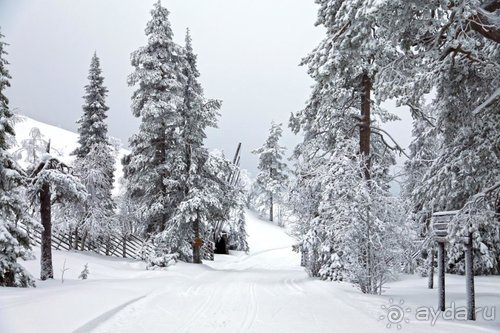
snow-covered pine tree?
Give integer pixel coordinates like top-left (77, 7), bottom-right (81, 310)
top-left (289, 0), bottom-right (412, 293)
top-left (28, 149), bottom-right (87, 280)
top-left (0, 28), bottom-right (36, 287)
top-left (416, 68), bottom-right (500, 275)
top-left (123, 1), bottom-right (186, 236)
top-left (14, 127), bottom-right (51, 165)
top-left (72, 53), bottom-right (116, 251)
top-left (376, 0), bottom-right (500, 275)
top-left (376, 0), bottom-right (500, 107)
top-left (251, 122), bottom-right (288, 222)
top-left (400, 105), bottom-right (440, 276)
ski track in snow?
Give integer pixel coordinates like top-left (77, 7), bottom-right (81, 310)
top-left (73, 294), bottom-right (149, 333)
top-left (1, 211), bottom-right (499, 333)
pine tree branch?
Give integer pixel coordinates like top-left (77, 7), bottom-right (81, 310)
top-left (468, 4), bottom-right (500, 44)
top-left (472, 87), bottom-right (500, 115)
top-left (371, 127), bottom-right (410, 159)
top-left (406, 103), bottom-right (439, 129)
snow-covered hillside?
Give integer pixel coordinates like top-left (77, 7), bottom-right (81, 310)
top-left (0, 211), bottom-right (498, 333)
top-left (10, 115), bottom-right (128, 195)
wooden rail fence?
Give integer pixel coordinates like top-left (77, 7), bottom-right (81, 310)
top-left (19, 223), bottom-right (215, 262)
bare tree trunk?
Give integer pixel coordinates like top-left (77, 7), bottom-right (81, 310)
top-left (428, 248), bottom-right (435, 289)
top-left (68, 227), bottom-right (73, 250)
top-left (269, 193), bottom-right (273, 222)
top-left (366, 208), bottom-right (372, 294)
top-left (360, 73), bottom-right (373, 294)
top-left (122, 236), bottom-right (127, 258)
top-left (80, 231), bottom-right (88, 251)
top-left (465, 231), bottom-right (476, 320)
top-left (40, 182), bottom-right (53, 280)
top-left (360, 72), bottom-right (371, 180)
top-left (105, 236), bottom-right (111, 256)
top-left (437, 242), bottom-right (446, 311)
top-left (192, 212), bottom-right (202, 264)
top-left (73, 228), bottom-right (79, 250)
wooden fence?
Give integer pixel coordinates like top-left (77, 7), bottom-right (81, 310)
top-left (19, 223), bottom-right (215, 262)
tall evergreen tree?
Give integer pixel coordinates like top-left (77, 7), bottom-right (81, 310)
top-left (125, 3), bottom-right (244, 265)
top-left (252, 122), bottom-right (288, 222)
top-left (377, 0), bottom-right (500, 274)
top-left (72, 53), bottom-right (116, 247)
top-left (288, 1), bottom-right (410, 293)
top-left (73, 53), bottom-right (110, 159)
top-left (28, 150), bottom-right (87, 280)
top-left (123, 1), bottom-right (187, 235)
top-left (0, 28), bottom-right (36, 287)
top-left (161, 30), bottom-right (221, 262)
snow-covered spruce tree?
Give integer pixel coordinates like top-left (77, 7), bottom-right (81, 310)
top-left (227, 190), bottom-right (249, 253)
top-left (289, 0), bottom-right (411, 293)
top-left (73, 143), bottom-right (116, 251)
top-left (115, 178), bottom-right (141, 258)
top-left (160, 27), bottom-right (252, 262)
top-left (73, 53), bottom-right (111, 159)
top-left (0, 29), bottom-right (36, 287)
top-left (251, 122), bottom-right (288, 222)
top-left (149, 150), bottom-right (239, 266)
top-left (28, 150), bottom-right (87, 280)
top-left (156, 30), bottom-right (221, 263)
top-left (123, 1), bottom-right (186, 238)
top-left (72, 53), bottom-right (116, 251)
top-left (226, 167), bottom-right (250, 252)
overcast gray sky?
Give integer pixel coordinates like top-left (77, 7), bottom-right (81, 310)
top-left (0, 0), bottom-right (412, 177)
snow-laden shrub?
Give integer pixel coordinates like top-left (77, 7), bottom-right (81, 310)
top-left (146, 252), bottom-right (179, 270)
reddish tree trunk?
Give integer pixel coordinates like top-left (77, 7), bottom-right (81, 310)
top-left (360, 73), bottom-right (372, 180)
top-left (192, 212), bottom-right (202, 264)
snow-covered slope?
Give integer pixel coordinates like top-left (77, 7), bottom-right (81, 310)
top-left (0, 211), bottom-right (498, 333)
top-left (10, 115), bottom-right (128, 195)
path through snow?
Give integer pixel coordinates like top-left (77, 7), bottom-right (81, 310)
top-left (88, 211), bottom-right (382, 333)
top-left (0, 211), bottom-right (498, 332)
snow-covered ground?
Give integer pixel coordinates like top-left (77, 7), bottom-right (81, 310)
top-left (0, 211), bottom-right (498, 333)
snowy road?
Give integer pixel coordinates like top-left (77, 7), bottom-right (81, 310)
top-left (1, 211), bottom-right (499, 332)
top-left (85, 211), bottom-right (383, 333)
